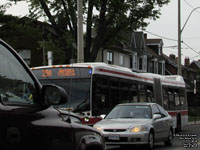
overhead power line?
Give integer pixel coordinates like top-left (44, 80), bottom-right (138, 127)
top-left (182, 41), bottom-right (200, 55)
top-left (184, 0), bottom-right (200, 14)
top-left (144, 30), bottom-right (200, 59)
top-left (143, 30), bottom-right (178, 42)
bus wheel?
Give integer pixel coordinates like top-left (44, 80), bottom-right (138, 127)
top-left (175, 113), bottom-right (181, 133)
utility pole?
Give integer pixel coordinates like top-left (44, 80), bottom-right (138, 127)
top-left (77, 0), bottom-right (84, 63)
top-left (178, 0), bottom-right (181, 75)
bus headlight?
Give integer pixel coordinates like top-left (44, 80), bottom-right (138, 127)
top-left (84, 117), bottom-right (90, 122)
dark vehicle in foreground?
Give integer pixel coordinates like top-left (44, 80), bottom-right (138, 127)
top-left (94, 103), bottom-right (173, 150)
top-left (0, 39), bottom-right (105, 150)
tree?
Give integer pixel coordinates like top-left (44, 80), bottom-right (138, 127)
top-left (6, 0), bottom-right (170, 63)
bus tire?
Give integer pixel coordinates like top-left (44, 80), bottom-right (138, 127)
top-left (175, 113), bottom-right (181, 133)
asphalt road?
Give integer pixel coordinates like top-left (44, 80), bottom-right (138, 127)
top-left (106, 123), bottom-right (200, 150)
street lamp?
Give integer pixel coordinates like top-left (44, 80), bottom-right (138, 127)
top-left (181, 7), bottom-right (200, 33)
top-left (178, 0), bottom-right (200, 75)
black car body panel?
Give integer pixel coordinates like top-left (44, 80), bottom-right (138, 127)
top-left (0, 39), bottom-right (105, 150)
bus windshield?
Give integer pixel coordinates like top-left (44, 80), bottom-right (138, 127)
top-left (40, 78), bottom-right (91, 112)
top-left (32, 67), bottom-right (92, 112)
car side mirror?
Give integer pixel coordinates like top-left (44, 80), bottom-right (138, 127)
top-left (153, 114), bottom-right (161, 120)
top-left (41, 84), bottom-right (68, 105)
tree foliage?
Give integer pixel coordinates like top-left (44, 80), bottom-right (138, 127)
top-left (5, 0), bottom-right (170, 63)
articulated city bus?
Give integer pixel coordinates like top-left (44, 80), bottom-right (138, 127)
top-left (32, 63), bottom-right (187, 131)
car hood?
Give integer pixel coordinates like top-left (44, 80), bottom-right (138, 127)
top-left (95, 118), bottom-right (152, 129)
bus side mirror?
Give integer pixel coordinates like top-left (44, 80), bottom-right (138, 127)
top-left (41, 84), bottom-right (68, 105)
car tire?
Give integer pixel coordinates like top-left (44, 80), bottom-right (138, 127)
top-left (146, 131), bottom-right (154, 150)
top-left (164, 129), bottom-right (173, 146)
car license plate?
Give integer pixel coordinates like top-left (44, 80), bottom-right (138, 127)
top-left (108, 134), bottom-right (120, 140)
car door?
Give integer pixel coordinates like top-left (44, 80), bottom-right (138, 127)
top-left (0, 40), bottom-right (74, 150)
top-left (157, 104), bottom-right (171, 138)
top-left (151, 104), bottom-right (166, 141)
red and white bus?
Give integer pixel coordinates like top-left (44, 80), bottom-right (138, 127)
top-left (31, 63), bottom-right (188, 131)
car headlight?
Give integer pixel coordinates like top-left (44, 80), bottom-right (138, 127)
top-left (94, 126), bottom-right (103, 133)
top-left (130, 125), bottom-right (148, 133)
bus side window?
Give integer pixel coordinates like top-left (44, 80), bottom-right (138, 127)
top-left (180, 88), bottom-right (186, 109)
top-left (147, 85), bottom-right (154, 102)
top-left (174, 89), bottom-right (181, 110)
top-left (168, 88), bottom-right (175, 110)
top-left (92, 75), bottom-right (109, 116)
top-left (129, 83), bottom-right (138, 102)
top-left (109, 78), bottom-right (120, 106)
top-left (162, 87), bottom-right (169, 110)
top-left (139, 84), bottom-right (146, 102)
top-left (119, 79), bottom-right (129, 103)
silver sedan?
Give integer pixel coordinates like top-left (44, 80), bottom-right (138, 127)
top-left (93, 103), bottom-right (173, 150)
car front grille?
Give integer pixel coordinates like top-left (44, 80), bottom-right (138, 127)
top-left (104, 129), bottom-right (126, 132)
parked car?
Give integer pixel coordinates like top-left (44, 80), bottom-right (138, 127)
top-left (0, 39), bottom-right (105, 150)
top-left (94, 103), bottom-right (173, 149)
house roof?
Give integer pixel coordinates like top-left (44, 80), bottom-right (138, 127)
top-left (162, 54), bottom-right (196, 72)
top-left (161, 54), bottom-right (178, 68)
top-left (191, 60), bottom-right (200, 69)
top-left (145, 46), bottom-right (163, 60)
top-left (145, 39), bottom-right (163, 45)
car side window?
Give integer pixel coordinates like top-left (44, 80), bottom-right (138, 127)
top-left (0, 43), bottom-right (36, 105)
top-left (157, 104), bottom-right (168, 117)
top-left (152, 104), bottom-right (160, 114)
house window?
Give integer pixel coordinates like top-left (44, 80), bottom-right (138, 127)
top-left (158, 61), bottom-right (165, 75)
top-left (119, 55), bottom-right (124, 66)
top-left (107, 51), bottom-right (113, 64)
top-left (130, 55), bottom-right (133, 68)
top-left (139, 58), bottom-right (143, 70)
top-left (130, 54), bottom-right (137, 70)
top-left (158, 62), bottom-right (162, 74)
top-left (138, 55), bottom-right (147, 72)
top-left (143, 56), bottom-right (147, 71)
top-left (133, 54), bottom-right (137, 70)
top-left (149, 61), bottom-right (154, 73)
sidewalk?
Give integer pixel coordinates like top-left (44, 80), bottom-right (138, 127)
top-left (188, 120), bottom-right (200, 125)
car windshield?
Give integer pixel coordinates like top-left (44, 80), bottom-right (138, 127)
top-left (106, 105), bottom-right (152, 119)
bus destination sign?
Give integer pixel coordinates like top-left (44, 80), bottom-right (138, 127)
top-left (33, 67), bottom-right (92, 79)
top-left (42, 69), bottom-right (75, 77)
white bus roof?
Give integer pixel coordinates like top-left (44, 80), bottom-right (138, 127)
top-left (31, 62), bottom-right (185, 87)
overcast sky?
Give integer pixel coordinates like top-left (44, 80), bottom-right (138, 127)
top-left (1, 0), bottom-right (200, 63)
top-left (146, 0), bottom-right (200, 63)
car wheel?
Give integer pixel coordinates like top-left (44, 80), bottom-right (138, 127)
top-left (146, 131), bottom-right (154, 150)
top-left (164, 129), bottom-right (173, 146)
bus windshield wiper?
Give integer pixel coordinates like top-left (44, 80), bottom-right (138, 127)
top-left (74, 90), bottom-right (90, 112)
